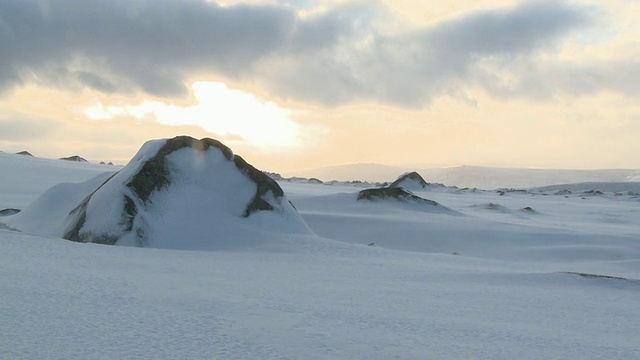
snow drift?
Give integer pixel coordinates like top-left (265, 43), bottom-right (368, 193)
top-left (5, 136), bottom-right (313, 249)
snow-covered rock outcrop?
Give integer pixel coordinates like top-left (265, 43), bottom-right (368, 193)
top-left (60, 155), bottom-right (88, 162)
top-left (5, 136), bottom-right (313, 249)
top-left (356, 187), bottom-right (456, 214)
top-left (389, 171), bottom-right (443, 191)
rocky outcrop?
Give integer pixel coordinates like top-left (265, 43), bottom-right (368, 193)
top-left (389, 172), bottom-right (428, 189)
top-left (357, 187), bottom-right (436, 204)
top-left (0, 208), bottom-right (21, 216)
top-left (61, 136), bottom-right (311, 248)
top-left (389, 171), bottom-right (444, 191)
top-left (60, 155), bottom-right (88, 162)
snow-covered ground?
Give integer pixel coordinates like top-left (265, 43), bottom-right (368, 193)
top-left (1, 152), bottom-right (639, 359)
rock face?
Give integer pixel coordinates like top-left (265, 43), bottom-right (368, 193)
top-left (60, 136), bottom-right (311, 249)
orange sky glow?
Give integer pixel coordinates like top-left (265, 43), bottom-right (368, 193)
top-left (0, 0), bottom-right (638, 173)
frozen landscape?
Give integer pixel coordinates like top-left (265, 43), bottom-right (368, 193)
top-left (1, 139), bottom-right (640, 359)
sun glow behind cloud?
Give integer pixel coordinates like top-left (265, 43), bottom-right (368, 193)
top-left (83, 81), bottom-right (305, 151)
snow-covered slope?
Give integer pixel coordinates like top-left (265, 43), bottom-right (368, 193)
top-left (283, 181), bottom-right (640, 262)
top-left (1, 147), bottom-right (640, 359)
top-left (0, 151), bottom-right (118, 209)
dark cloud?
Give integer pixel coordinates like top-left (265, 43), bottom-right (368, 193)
top-left (1, 0), bottom-right (630, 106)
top-left (260, 1), bottom-right (595, 106)
top-left (75, 71), bottom-right (117, 93)
top-left (0, 0), bottom-right (321, 96)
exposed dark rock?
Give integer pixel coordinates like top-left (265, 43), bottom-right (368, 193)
top-left (0, 208), bottom-right (21, 216)
top-left (60, 155), bottom-right (88, 162)
top-left (562, 272), bottom-right (639, 283)
top-left (16, 151), bottom-right (33, 156)
top-left (308, 178), bottom-right (323, 184)
top-left (64, 173), bottom-right (118, 244)
top-left (357, 187), bottom-right (438, 206)
top-left (233, 153), bottom-right (284, 217)
top-left (472, 203), bottom-right (511, 213)
top-left (389, 171), bottom-right (428, 189)
top-left (498, 188), bottom-right (529, 194)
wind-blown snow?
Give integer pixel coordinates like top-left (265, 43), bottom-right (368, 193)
top-left (1, 152), bottom-right (640, 359)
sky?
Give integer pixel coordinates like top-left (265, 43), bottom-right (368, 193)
top-left (0, 0), bottom-right (639, 173)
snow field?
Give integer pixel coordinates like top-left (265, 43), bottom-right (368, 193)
top-left (1, 151), bottom-right (639, 359)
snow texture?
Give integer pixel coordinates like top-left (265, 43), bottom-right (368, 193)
top-left (1, 145), bottom-right (640, 359)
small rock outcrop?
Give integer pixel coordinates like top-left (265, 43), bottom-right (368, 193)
top-left (0, 208), bottom-right (21, 216)
top-left (356, 187), bottom-right (456, 215)
top-left (389, 172), bottom-right (428, 190)
top-left (358, 187), bottom-right (434, 204)
top-left (16, 151), bottom-right (33, 156)
top-left (60, 155), bottom-right (88, 162)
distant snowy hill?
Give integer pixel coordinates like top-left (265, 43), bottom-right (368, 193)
top-left (533, 181), bottom-right (640, 194)
top-left (4, 136), bottom-right (312, 250)
top-left (290, 163), bottom-right (640, 189)
top-left (284, 163), bottom-right (404, 183)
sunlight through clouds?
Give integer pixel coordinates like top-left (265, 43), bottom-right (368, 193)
top-left (83, 81), bottom-right (304, 150)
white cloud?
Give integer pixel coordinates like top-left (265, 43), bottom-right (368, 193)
top-left (83, 81), bottom-right (313, 151)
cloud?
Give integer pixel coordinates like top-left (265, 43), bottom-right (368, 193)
top-left (82, 81), bottom-right (325, 151)
top-left (1, 0), bottom-right (632, 106)
top-left (1, 0), bottom-right (335, 94)
top-left (0, 115), bottom-right (59, 141)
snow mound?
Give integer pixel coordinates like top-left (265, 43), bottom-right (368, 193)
top-left (356, 187), bottom-right (456, 214)
top-left (3, 172), bottom-right (114, 237)
top-left (8, 136), bottom-right (313, 250)
top-left (471, 203), bottom-right (512, 213)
